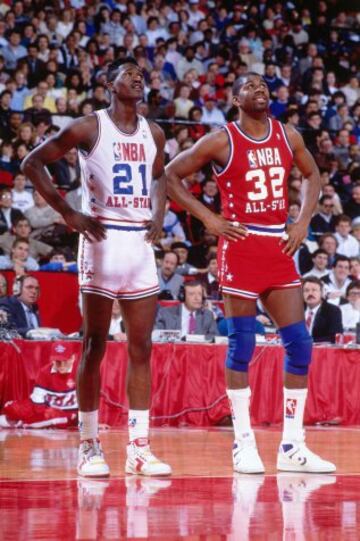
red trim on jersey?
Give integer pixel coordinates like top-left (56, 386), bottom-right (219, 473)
top-left (96, 216), bottom-right (147, 223)
top-left (82, 112), bottom-right (102, 160)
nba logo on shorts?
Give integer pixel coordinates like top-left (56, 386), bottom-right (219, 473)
top-left (128, 417), bottom-right (137, 427)
top-left (285, 398), bottom-right (297, 418)
top-left (247, 150), bottom-right (258, 169)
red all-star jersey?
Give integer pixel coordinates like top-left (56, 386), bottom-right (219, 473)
top-left (30, 362), bottom-right (78, 411)
top-left (214, 117), bottom-right (293, 236)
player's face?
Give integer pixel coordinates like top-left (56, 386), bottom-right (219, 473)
top-left (110, 64), bottom-right (144, 101)
top-left (234, 75), bottom-right (270, 113)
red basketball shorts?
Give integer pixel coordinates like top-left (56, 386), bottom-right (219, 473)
top-left (217, 234), bottom-right (301, 300)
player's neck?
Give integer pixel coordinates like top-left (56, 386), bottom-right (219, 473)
top-left (107, 100), bottom-right (138, 133)
top-left (238, 111), bottom-right (269, 139)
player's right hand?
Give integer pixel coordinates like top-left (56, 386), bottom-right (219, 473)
top-left (204, 214), bottom-right (248, 241)
top-left (63, 210), bottom-right (107, 242)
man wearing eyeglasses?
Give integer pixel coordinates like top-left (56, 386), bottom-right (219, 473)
top-left (0, 187), bottom-right (24, 235)
top-left (309, 195), bottom-right (336, 241)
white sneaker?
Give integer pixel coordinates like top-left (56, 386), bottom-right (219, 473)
top-left (277, 440), bottom-right (336, 473)
top-left (77, 438), bottom-right (110, 478)
top-left (232, 438), bottom-right (265, 474)
top-left (125, 438), bottom-right (172, 476)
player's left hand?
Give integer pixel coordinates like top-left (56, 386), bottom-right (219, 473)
top-left (280, 222), bottom-right (308, 256)
top-left (144, 219), bottom-right (162, 243)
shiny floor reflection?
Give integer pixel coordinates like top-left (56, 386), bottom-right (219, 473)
top-left (1, 427), bottom-right (360, 540)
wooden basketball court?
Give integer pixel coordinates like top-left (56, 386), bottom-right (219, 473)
top-left (1, 426), bottom-right (360, 539)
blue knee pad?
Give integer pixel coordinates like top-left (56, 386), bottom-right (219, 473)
top-left (279, 321), bottom-right (313, 376)
top-left (225, 316), bottom-right (256, 372)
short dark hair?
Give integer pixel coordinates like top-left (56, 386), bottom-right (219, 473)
top-left (312, 249), bottom-right (328, 259)
top-left (106, 57), bottom-right (139, 82)
top-left (171, 241), bottom-right (188, 251)
top-left (346, 280), bottom-right (360, 296)
top-left (335, 214), bottom-right (352, 226)
top-left (302, 276), bottom-right (323, 289)
top-left (333, 255), bottom-right (350, 268)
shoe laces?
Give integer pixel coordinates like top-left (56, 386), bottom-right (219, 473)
top-left (132, 442), bottom-right (159, 463)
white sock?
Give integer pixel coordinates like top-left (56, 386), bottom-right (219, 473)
top-left (226, 387), bottom-right (254, 441)
top-left (282, 388), bottom-right (307, 442)
top-left (128, 409), bottom-right (149, 442)
top-left (79, 410), bottom-right (98, 441)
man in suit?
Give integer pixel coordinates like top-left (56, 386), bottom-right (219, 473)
top-left (302, 276), bottom-right (342, 343)
top-left (0, 274), bottom-right (40, 337)
top-left (155, 280), bottom-right (218, 339)
top-left (0, 188), bottom-right (24, 235)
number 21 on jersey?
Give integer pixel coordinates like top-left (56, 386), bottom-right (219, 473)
top-left (112, 163), bottom-right (148, 196)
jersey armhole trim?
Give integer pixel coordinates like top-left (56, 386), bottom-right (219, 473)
top-left (278, 121), bottom-right (294, 157)
top-left (211, 126), bottom-right (233, 177)
top-left (81, 112), bottom-right (101, 160)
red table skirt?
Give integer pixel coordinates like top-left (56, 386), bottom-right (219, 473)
top-left (1, 341), bottom-right (360, 427)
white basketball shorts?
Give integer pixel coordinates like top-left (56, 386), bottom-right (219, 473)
top-left (78, 225), bottom-right (159, 300)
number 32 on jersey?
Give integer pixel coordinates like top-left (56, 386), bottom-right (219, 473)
top-left (245, 166), bottom-right (285, 213)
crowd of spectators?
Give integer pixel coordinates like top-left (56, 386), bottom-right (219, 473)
top-left (0, 0), bottom-right (359, 340)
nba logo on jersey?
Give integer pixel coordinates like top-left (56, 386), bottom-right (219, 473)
top-left (247, 150), bottom-right (258, 169)
top-left (285, 399), bottom-right (297, 418)
top-left (113, 142), bottom-right (121, 161)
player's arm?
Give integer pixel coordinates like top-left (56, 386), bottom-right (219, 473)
top-left (21, 116), bottom-right (106, 242)
top-left (147, 121), bottom-right (167, 243)
top-left (283, 125), bottom-right (321, 256)
top-left (166, 131), bottom-right (247, 240)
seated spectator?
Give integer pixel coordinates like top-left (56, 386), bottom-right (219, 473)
top-left (0, 341), bottom-right (78, 429)
top-left (0, 274), bottom-right (40, 336)
top-left (340, 280), bottom-right (360, 330)
top-left (108, 299), bottom-right (126, 341)
top-left (48, 147), bottom-right (80, 189)
top-left (0, 216), bottom-right (52, 260)
top-left (350, 257), bottom-right (360, 280)
top-left (334, 214), bottom-right (359, 258)
top-left (25, 190), bottom-right (66, 245)
top-left (201, 95), bottom-right (226, 126)
top-left (23, 93), bottom-right (52, 125)
top-left (11, 172), bottom-right (34, 212)
top-left (302, 277), bottom-right (342, 343)
top-left (173, 83), bottom-right (194, 118)
top-left (201, 255), bottom-right (221, 300)
top-left (160, 199), bottom-right (186, 249)
top-left (319, 233), bottom-right (340, 268)
top-left (303, 249), bottom-right (330, 279)
top-left (171, 241), bottom-right (203, 276)
top-left (344, 183), bottom-right (360, 220)
top-left (322, 255), bottom-right (352, 306)
top-left (0, 187), bottom-right (24, 235)
top-left (321, 182), bottom-right (343, 215)
top-left (0, 238), bottom-right (39, 272)
top-left (39, 248), bottom-right (77, 273)
top-left (190, 179), bottom-right (221, 243)
top-left (0, 272), bottom-right (7, 297)
top-left (157, 251), bottom-right (183, 300)
top-left (310, 195), bottom-right (336, 241)
top-left (155, 280), bottom-right (218, 339)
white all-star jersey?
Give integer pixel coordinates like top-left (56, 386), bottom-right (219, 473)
top-left (77, 109), bottom-right (160, 300)
top-left (79, 108), bottom-right (157, 225)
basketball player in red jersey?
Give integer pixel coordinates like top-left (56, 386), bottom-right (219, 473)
top-left (166, 72), bottom-right (335, 473)
top-left (22, 58), bottom-right (171, 477)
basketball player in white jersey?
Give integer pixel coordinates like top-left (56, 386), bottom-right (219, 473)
top-left (22, 58), bottom-right (171, 477)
